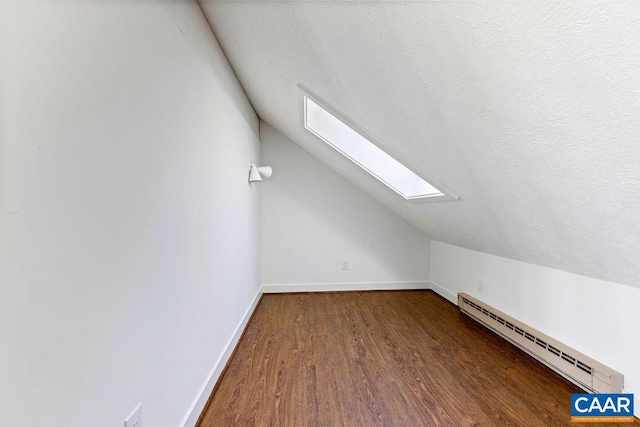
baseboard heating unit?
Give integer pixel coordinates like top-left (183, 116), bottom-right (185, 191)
top-left (458, 293), bottom-right (623, 394)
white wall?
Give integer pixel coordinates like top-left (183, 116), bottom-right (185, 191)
top-left (430, 240), bottom-right (640, 417)
top-left (0, 1), bottom-right (261, 426)
top-left (261, 122), bottom-right (430, 291)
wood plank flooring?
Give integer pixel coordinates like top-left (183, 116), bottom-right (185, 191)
top-left (198, 290), bottom-right (638, 426)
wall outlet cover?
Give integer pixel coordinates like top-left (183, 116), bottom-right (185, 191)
top-left (124, 403), bottom-right (142, 427)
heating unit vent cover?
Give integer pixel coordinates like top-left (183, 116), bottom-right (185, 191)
top-left (458, 293), bottom-right (623, 394)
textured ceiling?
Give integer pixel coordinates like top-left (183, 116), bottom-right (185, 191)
top-left (200, 1), bottom-right (640, 288)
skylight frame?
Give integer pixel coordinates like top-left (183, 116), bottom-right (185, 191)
top-left (297, 85), bottom-right (458, 203)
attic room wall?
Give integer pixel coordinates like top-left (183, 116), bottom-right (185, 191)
top-left (0, 2), bottom-right (260, 426)
top-left (261, 122), bottom-right (430, 291)
top-left (430, 241), bottom-right (640, 417)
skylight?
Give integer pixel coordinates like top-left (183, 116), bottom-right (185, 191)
top-left (303, 95), bottom-right (446, 200)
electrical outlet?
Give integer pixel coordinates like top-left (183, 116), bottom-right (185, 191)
top-left (341, 259), bottom-right (349, 270)
top-left (124, 403), bottom-right (142, 427)
top-left (478, 279), bottom-right (485, 293)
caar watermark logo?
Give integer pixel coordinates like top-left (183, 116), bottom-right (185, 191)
top-left (571, 394), bottom-right (635, 423)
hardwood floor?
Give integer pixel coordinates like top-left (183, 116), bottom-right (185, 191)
top-left (198, 290), bottom-right (638, 426)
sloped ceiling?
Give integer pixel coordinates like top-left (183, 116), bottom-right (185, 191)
top-left (200, 1), bottom-right (640, 288)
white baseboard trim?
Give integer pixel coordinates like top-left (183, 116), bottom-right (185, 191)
top-left (262, 281), bottom-right (430, 294)
top-left (427, 281), bottom-right (458, 305)
top-left (180, 287), bottom-right (263, 427)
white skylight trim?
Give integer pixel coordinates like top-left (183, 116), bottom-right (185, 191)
top-left (303, 95), bottom-right (445, 200)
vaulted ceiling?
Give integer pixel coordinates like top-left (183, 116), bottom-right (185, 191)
top-left (200, 1), bottom-right (640, 288)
